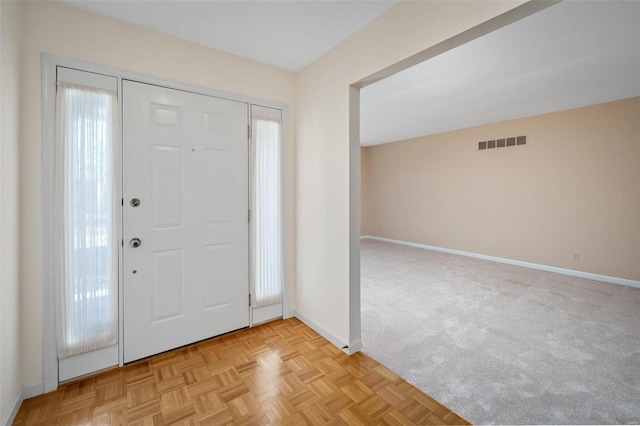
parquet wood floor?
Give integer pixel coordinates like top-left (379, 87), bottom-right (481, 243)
top-left (13, 318), bottom-right (469, 425)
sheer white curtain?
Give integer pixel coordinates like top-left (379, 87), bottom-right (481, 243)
top-left (55, 82), bottom-right (118, 358)
top-left (252, 117), bottom-right (283, 308)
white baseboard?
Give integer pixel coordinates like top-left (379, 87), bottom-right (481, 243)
top-left (21, 381), bottom-right (44, 400)
top-left (362, 236), bottom-right (640, 289)
top-left (346, 338), bottom-right (362, 355)
top-left (2, 388), bottom-right (22, 426)
top-left (2, 381), bottom-right (44, 426)
top-left (292, 310), bottom-right (355, 353)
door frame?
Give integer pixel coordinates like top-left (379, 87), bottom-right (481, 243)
top-left (41, 53), bottom-right (291, 392)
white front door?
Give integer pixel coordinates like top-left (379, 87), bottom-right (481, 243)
top-left (123, 80), bottom-right (250, 363)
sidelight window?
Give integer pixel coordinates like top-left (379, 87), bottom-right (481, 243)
top-left (55, 81), bottom-right (118, 358)
top-left (251, 112), bottom-right (283, 308)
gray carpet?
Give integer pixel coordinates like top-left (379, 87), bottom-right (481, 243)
top-left (360, 239), bottom-right (640, 425)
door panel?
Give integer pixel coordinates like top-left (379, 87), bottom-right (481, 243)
top-left (123, 80), bottom-right (249, 363)
top-left (203, 150), bottom-right (231, 224)
top-left (151, 146), bottom-right (184, 228)
top-left (203, 244), bottom-right (232, 309)
top-left (152, 249), bottom-right (184, 322)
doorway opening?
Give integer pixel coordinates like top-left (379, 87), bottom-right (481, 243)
top-left (352, 1), bottom-right (640, 424)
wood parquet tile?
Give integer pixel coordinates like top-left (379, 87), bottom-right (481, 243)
top-left (13, 318), bottom-right (469, 425)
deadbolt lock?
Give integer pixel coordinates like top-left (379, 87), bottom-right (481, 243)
top-left (130, 198), bottom-right (141, 207)
top-left (129, 238), bottom-right (142, 248)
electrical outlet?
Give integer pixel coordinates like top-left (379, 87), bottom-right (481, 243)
top-left (572, 252), bottom-right (580, 261)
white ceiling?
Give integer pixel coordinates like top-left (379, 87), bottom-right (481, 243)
top-left (58, 0), bottom-right (640, 146)
top-left (60, 0), bottom-right (399, 72)
top-left (361, 0), bottom-right (640, 146)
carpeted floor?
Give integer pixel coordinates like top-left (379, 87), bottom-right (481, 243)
top-left (360, 239), bottom-right (640, 425)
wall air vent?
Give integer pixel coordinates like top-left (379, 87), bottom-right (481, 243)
top-left (479, 135), bottom-right (526, 150)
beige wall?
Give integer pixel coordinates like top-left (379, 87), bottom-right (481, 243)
top-left (295, 1), bottom-right (524, 345)
top-left (361, 97), bottom-right (640, 281)
top-left (17, 0), bottom-right (296, 388)
top-left (1, 0), bottom-right (22, 421)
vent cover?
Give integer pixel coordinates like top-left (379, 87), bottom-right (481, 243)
top-left (479, 135), bottom-right (526, 150)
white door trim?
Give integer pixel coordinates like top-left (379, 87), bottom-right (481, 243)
top-left (41, 53), bottom-right (290, 393)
